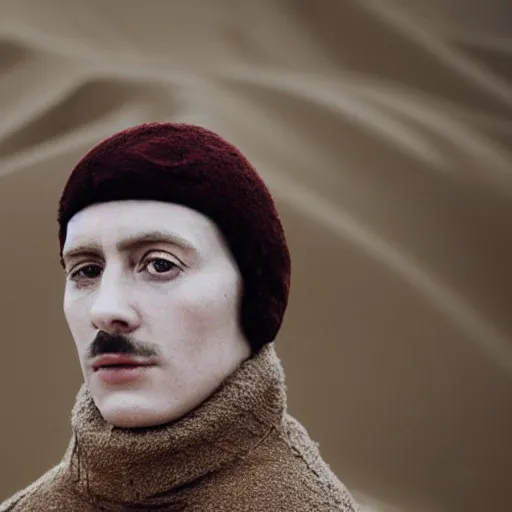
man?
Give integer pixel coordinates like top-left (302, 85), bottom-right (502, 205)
top-left (1, 123), bottom-right (359, 511)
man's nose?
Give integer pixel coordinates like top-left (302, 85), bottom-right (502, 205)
top-left (89, 270), bottom-right (140, 334)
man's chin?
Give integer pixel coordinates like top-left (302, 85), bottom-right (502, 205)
top-left (93, 390), bottom-right (178, 428)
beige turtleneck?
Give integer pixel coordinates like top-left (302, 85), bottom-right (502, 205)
top-left (1, 345), bottom-right (358, 511)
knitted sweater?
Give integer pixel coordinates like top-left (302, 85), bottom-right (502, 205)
top-left (1, 345), bottom-right (359, 511)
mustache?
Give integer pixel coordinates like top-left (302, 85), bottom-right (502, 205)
top-left (88, 331), bottom-right (158, 359)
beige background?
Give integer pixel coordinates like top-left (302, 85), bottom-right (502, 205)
top-left (1, 2), bottom-right (511, 511)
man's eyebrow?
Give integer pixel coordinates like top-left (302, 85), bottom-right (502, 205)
top-left (61, 230), bottom-right (197, 265)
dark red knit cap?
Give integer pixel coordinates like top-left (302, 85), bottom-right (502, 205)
top-left (58, 122), bottom-right (291, 352)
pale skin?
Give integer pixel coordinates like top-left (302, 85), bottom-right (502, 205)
top-left (62, 200), bottom-right (251, 428)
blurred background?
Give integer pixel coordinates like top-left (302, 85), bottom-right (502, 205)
top-left (1, 1), bottom-right (511, 511)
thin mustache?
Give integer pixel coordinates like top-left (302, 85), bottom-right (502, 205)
top-left (88, 332), bottom-right (157, 359)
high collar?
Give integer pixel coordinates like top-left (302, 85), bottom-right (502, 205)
top-left (64, 344), bottom-right (286, 506)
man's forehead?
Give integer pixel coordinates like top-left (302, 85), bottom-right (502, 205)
top-left (63, 204), bottom-right (204, 259)
top-left (64, 227), bottom-right (196, 253)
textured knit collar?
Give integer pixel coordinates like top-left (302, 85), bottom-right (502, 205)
top-left (64, 344), bottom-right (286, 507)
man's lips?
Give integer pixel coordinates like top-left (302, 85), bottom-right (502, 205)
top-left (91, 354), bottom-right (155, 372)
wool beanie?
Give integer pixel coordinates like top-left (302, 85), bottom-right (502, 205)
top-left (57, 122), bottom-right (291, 352)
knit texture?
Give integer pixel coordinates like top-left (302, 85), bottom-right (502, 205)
top-left (57, 122), bottom-right (291, 352)
top-left (1, 345), bottom-right (358, 511)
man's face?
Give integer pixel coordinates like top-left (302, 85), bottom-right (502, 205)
top-left (62, 200), bottom-right (251, 428)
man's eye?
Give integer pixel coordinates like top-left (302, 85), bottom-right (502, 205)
top-left (145, 258), bottom-right (178, 275)
top-left (70, 264), bottom-right (102, 280)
